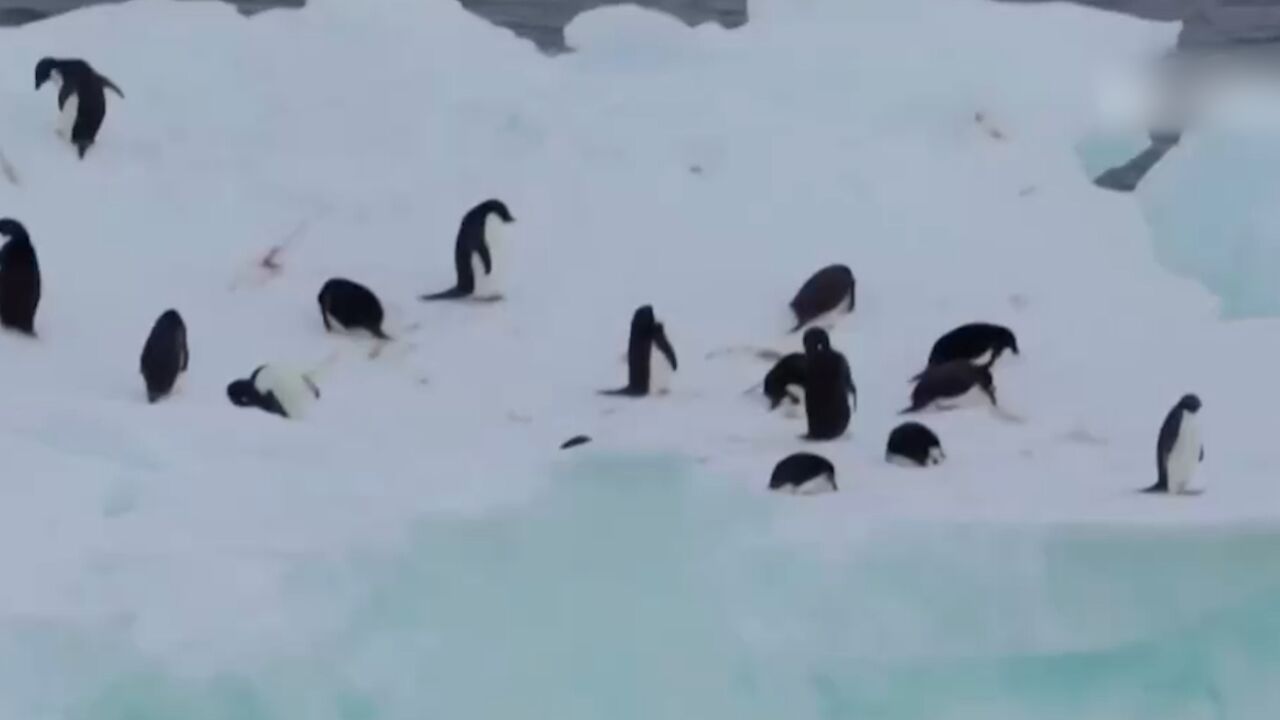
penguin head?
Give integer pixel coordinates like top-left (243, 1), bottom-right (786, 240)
top-left (226, 378), bottom-right (263, 408)
top-left (633, 304), bottom-right (656, 329)
top-left (0, 218), bottom-right (29, 244)
top-left (1178, 394), bottom-right (1202, 414)
top-left (157, 308), bottom-right (184, 330)
top-left (802, 327), bottom-right (830, 354)
top-left (996, 326), bottom-right (1020, 355)
top-left (34, 58), bottom-right (59, 89)
top-left (477, 199), bottom-right (514, 224)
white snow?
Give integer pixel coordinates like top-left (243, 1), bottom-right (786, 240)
top-left (0, 0), bottom-right (1278, 712)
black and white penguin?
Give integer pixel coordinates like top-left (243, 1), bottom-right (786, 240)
top-left (420, 199), bottom-right (515, 302)
top-left (769, 452), bottom-right (837, 494)
top-left (0, 218), bottom-right (41, 336)
top-left (764, 328), bottom-right (857, 417)
top-left (886, 422), bottom-right (945, 467)
top-left (318, 277), bottom-right (390, 339)
top-left (801, 329), bottom-right (855, 440)
top-left (34, 57), bottom-right (124, 159)
top-left (600, 305), bottom-right (677, 397)
top-left (902, 360), bottom-right (997, 414)
top-left (139, 309), bottom-right (188, 403)
top-left (926, 322), bottom-right (1019, 370)
top-left (1144, 393), bottom-right (1205, 495)
top-left (788, 263), bottom-right (855, 333)
top-left (226, 364), bottom-right (321, 420)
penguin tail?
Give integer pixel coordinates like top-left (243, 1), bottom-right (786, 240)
top-left (372, 327), bottom-right (392, 341)
top-left (419, 286), bottom-right (469, 301)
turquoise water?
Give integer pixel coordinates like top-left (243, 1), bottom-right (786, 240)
top-left (5, 456), bottom-right (1280, 718)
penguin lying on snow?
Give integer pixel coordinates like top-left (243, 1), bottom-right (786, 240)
top-left (769, 452), bottom-right (837, 494)
top-left (421, 199), bottom-right (515, 302)
top-left (886, 421), bottom-right (945, 467)
top-left (0, 218), bottom-right (41, 336)
top-left (227, 364), bottom-right (321, 420)
top-left (35, 57), bottom-right (124, 159)
top-left (925, 322), bottom-right (1019, 370)
top-left (902, 360), bottom-right (997, 414)
top-left (600, 305), bottom-right (677, 397)
top-left (319, 277), bottom-right (390, 339)
top-left (140, 309), bottom-right (188, 403)
top-left (1144, 393), bottom-right (1205, 496)
top-left (788, 263), bottom-right (855, 333)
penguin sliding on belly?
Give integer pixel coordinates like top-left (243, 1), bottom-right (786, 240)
top-left (902, 361), bottom-right (997, 414)
top-left (886, 421), bottom-right (945, 468)
top-left (226, 364), bottom-right (321, 420)
top-left (925, 322), bottom-right (1019, 370)
top-left (35, 57), bottom-right (124, 159)
top-left (139, 309), bottom-right (188, 403)
top-left (0, 218), bottom-right (41, 336)
top-left (420, 199), bottom-right (515, 302)
top-left (600, 305), bottom-right (677, 397)
top-left (1144, 393), bottom-right (1205, 496)
top-left (769, 452), bottom-right (837, 495)
top-left (788, 263), bottom-right (855, 333)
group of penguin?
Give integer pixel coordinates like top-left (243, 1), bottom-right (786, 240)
top-left (2, 55), bottom-right (1206, 499)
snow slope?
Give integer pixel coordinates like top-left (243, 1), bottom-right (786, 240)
top-left (0, 0), bottom-right (1278, 714)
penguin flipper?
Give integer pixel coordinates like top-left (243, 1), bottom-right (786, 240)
top-left (654, 327), bottom-right (678, 371)
top-left (478, 242), bottom-right (492, 276)
top-left (99, 75), bottom-right (124, 98)
top-left (420, 286), bottom-right (470, 301)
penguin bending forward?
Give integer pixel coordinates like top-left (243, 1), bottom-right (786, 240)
top-left (420, 199), bottom-right (515, 302)
top-left (226, 364), bottom-right (321, 420)
top-left (801, 328), bottom-right (855, 440)
top-left (1144, 393), bottom-right (1205, 495)
top-left (0, 219), bottom-right (41, 336)
top-left (140, 309), bottom-right (188, 403)
top-left (319, 278), bottom-right (390, 339)
top-left (600, 305), bottom-right (677, 397)
top-left (902, 361), bottom-right (997, 414)
top-left (886, 422), bottom-right (945, 467)
top-left (762, 352), bottom-right (807, 413)
top-left (769, 452), bottom-right (837, 495)
top-left (789, 264), bottom-right (855, 333)
top-left (35, 57), bottom-right (124, 159)
top-left (926, 322), bottom-right (1019, 370)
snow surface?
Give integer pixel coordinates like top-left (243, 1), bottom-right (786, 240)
top-left (0, 0), bottom-right (1279, 714)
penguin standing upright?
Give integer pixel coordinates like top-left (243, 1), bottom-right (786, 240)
top-left (0, 219), bottom-right (41, 336)
top-left (139, 309), bottom-right (188, 403)
top-left (226, 364), bottom-right (321, 420)
top-left (1145, 393), bottom-right (1205, 495)
top-left (318, 277), bottom-right (390, 339)
top-left (600, 305), bottom-right (677, 397)
top-left (420, 199), bottom-right (515, 302)
top-left (801, 329), bottom-right (854, 440)
top-left (788, 263), bottom-right (855, 333)
top-left (35, 57), bottom-right (124, 159)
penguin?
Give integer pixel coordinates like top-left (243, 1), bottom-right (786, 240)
top-left (318, 277), bottom-right (390, 339)
top-left (226, 364), bottom-right (321, 420)
top-left (801, 329), bottom-right (854, 441)
top-left (764, 328), bottom-right (857, 416)
top-left (886, 422), bottom-right (945, 467)
top-left (34, 57), bottom-right (124, 159)
top-left (788, 263), bottom-right (855, 333)
top-left (600, 305), bottom-right (678, 397)
top-left (769, 452), bottom-right (837, 495)
top-left (902, 360), bottom-right (997, 414)
top-left (420, 199), bottom-right (515, 302)
top-left (0, 218), bottom-right (41, 336)
top-left (1144, 393), bottom-right (1205, 495)
top-left (925, 322), bottom-right (1019, 370)
top-left (139, 309), bottom-right (188, 403)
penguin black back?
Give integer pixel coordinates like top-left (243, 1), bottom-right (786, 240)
top-left (35, 57), bottom-right (123, 159)
top-left (763, 352), bottom-right (806, 409)
top-left (140, 309), bottom-right (188, 403)
top-left (769, 452), bottom-right (837, 494)
top-left (0, 218), bottom-right (41, 336)
top-left (927, 322), bottom-right (1019, 369)
top-left (801, 329), bottom-right (852, 440)
top-left (420, 199), bottom-right (515, 301)
top-left (886, 421), bottom-right (945, 467)
top-left (902, 361), bottom-right (996, 414)
top-left (789, 264), bottom-right (855, 333)
top-left (319, 277), bottom-right (390, 339)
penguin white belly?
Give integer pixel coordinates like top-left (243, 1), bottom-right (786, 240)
top-left (789, 475), bottom-right (836, 495)
top-left (255, 365), bottom-right (319, 420)
top-left (471, 216), bottom-right (504, 299)
top-left (887, 454), bottom-right (921, 468)
top-left (1166, 413), bottom-right (1202, 494)
top-left (648, 346), bottom-right (674, 395)
top-left (781, 385), bottom-right (806, 419)
top-left (57, 93), bottom-right (78, 139)
top-left (970, 349), bottom-right (994, 367)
